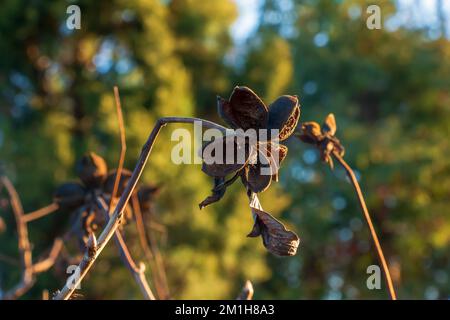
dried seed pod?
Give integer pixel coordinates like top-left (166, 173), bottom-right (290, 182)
top-left (76, 152), bottom-right (108, 188)
top-left (267, 95), bottom-right (300, 141)
top-left (299, 122), bottom-right (322, 144)
top-left (247, 207), bottom-right (299, 256)
top-left (103, 168), bottom-right (133, 197)
top-left (53, 182), bottom-right (86, 209)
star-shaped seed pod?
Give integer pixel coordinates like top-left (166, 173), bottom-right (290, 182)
top-left (200, 86), bottom-right (300, 207)
top-left (76, 152), bottom-right (108, 188)
top-left (298, 113), bottom-right (345, 169)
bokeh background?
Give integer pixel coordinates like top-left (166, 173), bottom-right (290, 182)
top-left (1, 0), bottom-right (449, 299)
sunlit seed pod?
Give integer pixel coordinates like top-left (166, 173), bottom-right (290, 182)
top-left (53, 182), bottom-right (86, 209)
top-left (76, 152), bottom-right (108, 188)
top-left (103, 168), bottom-right (133, 197)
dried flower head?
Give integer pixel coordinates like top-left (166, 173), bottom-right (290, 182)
top-left (298, 113), bottom-right (345, 169)
top-left (76, 152), bottom-right (108, 188)
top-left (53, 182), bottom-right (86, 210)
top-left (200, 86), bottom-right (300, 207)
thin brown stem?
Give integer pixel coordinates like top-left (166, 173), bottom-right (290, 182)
top-left (1, 176), bottom-right (34, 299)
top-left (1, 176), bottom-right (64, 300)
top-left (32, 238), bottom-right (63, 273)
top-left (332, 151), bottom-right (397, 300)
top-left (23, 203), bottom-right (59, 223)
top-left (53, 117), bottom-right (226, 300)
top-left (96, 197), bottom-right (155, 300)
top-left (131, 192), bottom-right (170, 299)
top-left (109, 86), bottom-right (127, 211)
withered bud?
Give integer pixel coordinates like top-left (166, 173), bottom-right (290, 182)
top-left (103, 168), bottom-right (132, 197)
top-left (53, 182), bottom-right (86, 209)
top-left (76, 152), bottom-right (108, 188)
top-left (87, 232), bottom-right (97, 257)
top-left (299, 122), bottom-right (322, 144)
top-left (248, 208), bottom-right (300, 256)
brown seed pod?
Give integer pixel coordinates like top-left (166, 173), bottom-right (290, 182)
top-left (53, 182), bottom-right (86, 209)
top-left (76, 152), bottom-right (108, 188)
top-left (267, 95), bottom-right (300, 141)
top-left (103, 168), bottom-right (133, 197)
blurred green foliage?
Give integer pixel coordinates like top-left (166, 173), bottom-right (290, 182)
top-left (0, 0), bottom-right (449, 299)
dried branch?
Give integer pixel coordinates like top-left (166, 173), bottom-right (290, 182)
top-left (96, 196), bottom-right (155, 300)
top-left (1, 176), bottom-right (34, 299)
top-left (22, 203), bottom-right (59, 223)
top-left (0, 176), bottom-right (63, 299)
top-left (332, 151), bottom-right (397, 300)
top-left (32, 238), bottom-right (64, 273)
top-left (236, 280), bottom-right (254, 300)
top-left (53, 117), bottom-right (227, 300)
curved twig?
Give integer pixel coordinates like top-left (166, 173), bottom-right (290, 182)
top-left (23, 203), bottom-right (59, 223)
top-left (332, 151), bottom-right (397, 300)
top-left (53, 117), bottom-right (227, 300)
top-left (96, 196), bottom-right (155, 300)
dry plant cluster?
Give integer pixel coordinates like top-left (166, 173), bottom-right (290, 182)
top-left (0, 86), bottom-right (397, 300)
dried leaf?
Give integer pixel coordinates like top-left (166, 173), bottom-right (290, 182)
top-left (247, 207), bottom-right (299, 256)
top-left (53, 182), bottom-right (86, 209)
top-left (76, 152), bottom-right (108, 188)
top-left (322, 113), bottom-right (337, 136)
top-left (227, 86), bottom-right (268, 130)
top-left (202, 135), bottom-right (251, 177)
top-left (199, 177), bottom-right (227, 209)
top-left (267, 95), bottom-right (300, 141)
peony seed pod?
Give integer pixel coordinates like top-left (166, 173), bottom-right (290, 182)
top-left (76, 152), bottom-right (108, 188)
top-left (53, 182), bottom-right (86, 209)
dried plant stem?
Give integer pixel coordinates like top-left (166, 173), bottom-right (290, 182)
top-left (1, 176), bottom-right (34, 299)
top-left (131, 193), bottom-right (170, 299)
top-left (53, 117), bottom-right (227, 300)
top-left (109, 86), bottom-right (127, 210)
top-left (22, 203), bottom-right (59, 223)
top-left (32, 239), bottom-right (63, 273)
top-left (96, 197), bottom-right (155, 300)
top-left (0, 176), bottom-right (62, 300)
top-left (332, 151), bottom-right (397, 300)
